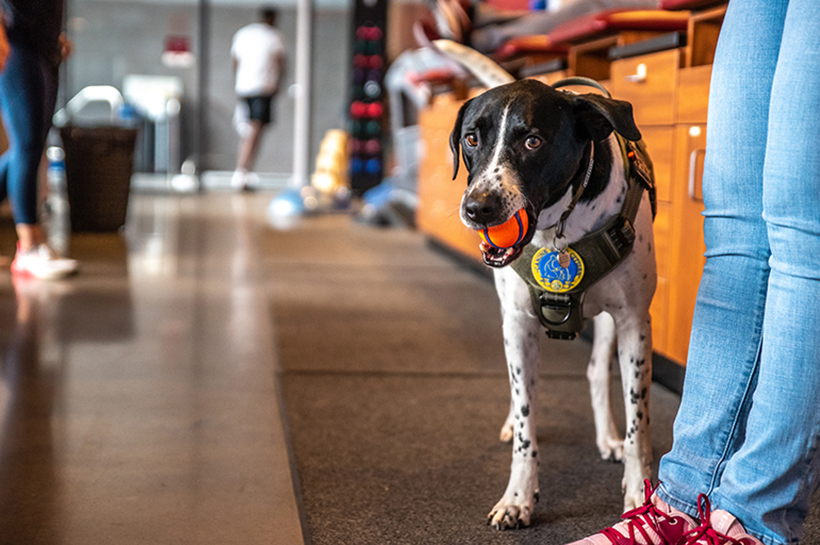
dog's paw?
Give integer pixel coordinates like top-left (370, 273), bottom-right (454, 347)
top-left (487, 492), bottom-right (537, 530)
top-left (622, 456), bottom-right (652, 511)
top-left (623, 488), bottom-right (643, 512)
top-left (597, 437), bottom-right (624, 462)
top-left (621, 476), bottom-right (645, 511)
top-left (499, 422), bottom-right (514, 443)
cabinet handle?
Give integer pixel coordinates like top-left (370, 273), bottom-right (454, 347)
top-left (625, 63), bottom-right (647, 83)
top-left (688, 148), bottom-right (706, 202)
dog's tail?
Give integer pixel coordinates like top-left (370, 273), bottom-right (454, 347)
top-left (432, 39), bottom-right (515, 89)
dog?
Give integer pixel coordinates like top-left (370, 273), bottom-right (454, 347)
top-left (450, 78), bottom-right (657, 529)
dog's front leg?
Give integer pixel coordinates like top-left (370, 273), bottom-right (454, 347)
top-left (499, 399), bottom-right (515, 442)
top-left (616, 314), bottom-right (653, 511)
top-left (587, 311), bottom-right (624, 462)
top-left (489, 268), bottom-right (541, 530)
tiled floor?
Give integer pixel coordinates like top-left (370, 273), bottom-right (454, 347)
top-left (0, 193), bottom-right (303, 545)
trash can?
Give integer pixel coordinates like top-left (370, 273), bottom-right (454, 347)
top-left (59, 125), bottom-right (137, 233)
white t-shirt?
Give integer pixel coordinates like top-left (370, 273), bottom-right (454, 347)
top-left (231, 22), bottom-right (286, 97)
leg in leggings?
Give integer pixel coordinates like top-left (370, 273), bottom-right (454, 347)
top-left (0, 42), bottom-right (59, 226)
top-left (657, 1), bottom-right (820, 543)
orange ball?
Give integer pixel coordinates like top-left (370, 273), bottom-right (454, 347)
top-left (478, 209), bottom-right (528, 249)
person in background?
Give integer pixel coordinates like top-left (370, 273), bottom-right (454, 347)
top-left (230, 7), bottom-right (286, 191)
top-left (568, 0), bottom-right (820, 544)
top-left (0, 0), bottom-right (77, 280)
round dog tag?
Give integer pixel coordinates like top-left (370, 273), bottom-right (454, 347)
top-left (531, 247), bottom-right (585, 293)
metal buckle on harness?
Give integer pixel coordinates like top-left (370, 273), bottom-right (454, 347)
top-left (603, 216), bottom-right (636, 260)
top-left (537, 292), bottom-right (583, 340)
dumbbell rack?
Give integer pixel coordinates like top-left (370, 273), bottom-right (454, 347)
top-left (348, 0), bottom-right (388, 196)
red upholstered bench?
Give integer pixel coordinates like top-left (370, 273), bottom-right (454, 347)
top-left (496, 9), bottom-right (688, 66)
top-left (495, 36), bottom-right (569, 61)
top-left (660, 0), bottom-right (726, 10)
top-left (496, 8), bottom-right (691, 83)
top-left (547, 8), bottom-right (689, 44)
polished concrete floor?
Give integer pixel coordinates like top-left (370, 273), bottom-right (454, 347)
top-left (0, 193), bottom-right (303, 545)
top-left (5, 193), bottom-right (818, 545)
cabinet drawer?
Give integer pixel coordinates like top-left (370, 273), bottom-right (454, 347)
top-left (677, 65), bottom-right (712, 124)
top-left (611, 49), bottom-right (682, 126)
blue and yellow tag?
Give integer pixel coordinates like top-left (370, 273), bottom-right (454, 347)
top-left (531, 248), bottom-right (585, 293)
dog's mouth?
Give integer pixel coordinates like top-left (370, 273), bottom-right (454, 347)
top-left (478, 209), bottom-right (536, 268)
top-left (480, 242), bottom-right (525, 268)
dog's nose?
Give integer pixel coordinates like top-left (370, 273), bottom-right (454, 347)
top-left (464, 192), bottom-right (501, 224)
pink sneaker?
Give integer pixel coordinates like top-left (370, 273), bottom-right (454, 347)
top-left (567, 481), bottom-right (697, 544)
top-left (679, 495), bottom-right (763, 545)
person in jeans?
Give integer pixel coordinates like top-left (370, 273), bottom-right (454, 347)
top-left (0, 0), bottom-right (77, 280)
top-left (569, 0), bottom-right (820, 544)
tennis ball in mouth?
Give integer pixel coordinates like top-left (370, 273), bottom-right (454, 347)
top-left (477, 208), bottom-right (528, 249)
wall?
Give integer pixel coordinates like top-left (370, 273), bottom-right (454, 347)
top-left (206, 5), bottom-right (351, 172)
top-left (66, 0), bottom-right (351, 174)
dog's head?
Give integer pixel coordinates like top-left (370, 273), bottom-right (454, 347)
top-left (450, 79), bottom-right (641, 267)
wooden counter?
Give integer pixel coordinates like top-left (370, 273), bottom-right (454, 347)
top-left (416, 6), bottom-right (725, 366)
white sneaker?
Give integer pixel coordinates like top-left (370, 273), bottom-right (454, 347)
top-left (11, 243), bottom-right (78, 280)
top-left (243, 171), bottom-right (259, 191)
top-left (231, 169), bottom-right (248, 190)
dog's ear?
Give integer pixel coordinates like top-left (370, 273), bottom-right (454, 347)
top-left (572, 94), bottom-right (642, 142)
top-left (449, 98), bottom-right (473, 179)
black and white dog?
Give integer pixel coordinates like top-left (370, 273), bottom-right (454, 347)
top-left (443, 43), bottom-right (657, 530)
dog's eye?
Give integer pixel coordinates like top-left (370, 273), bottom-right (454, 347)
top-left (464, 133), bottom-right (478, 147)
top-left (525, 135), bottom-right (542, 150)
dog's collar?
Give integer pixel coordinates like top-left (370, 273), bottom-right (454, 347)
top-left (511, 135), bottom-right (656, 340)
top-left (552, 141), bottom-right (595, 240)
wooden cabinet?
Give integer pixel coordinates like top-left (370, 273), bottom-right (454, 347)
top-left (662, 64), bottom-right (710, 364)
top-left (609, 52), bottom-right (711, 364)
top-left (611, 50), bottom-right (680, 358)
top-left (611, 49), bottom-right (682, 126)
top-left (677, 65), bottom-right (712, 123)
top-left (639, 126), bottom-right (674, 354)
top-left (639, 126), bottom-right (674, 204)
top-left (415, 49), bottom-right (713, 367)
top-left (416, 93), bottom-right (483, 261)
top-left (667, 123), bottom-right (707, 364)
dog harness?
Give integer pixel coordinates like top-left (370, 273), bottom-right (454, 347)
top-left (510, 134), bottom-right (656, 340)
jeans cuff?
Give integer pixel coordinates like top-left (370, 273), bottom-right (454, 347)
top-left (655, 483), bottom-right (699, 519)
top-left (710, 495), bottom-right (789, 545)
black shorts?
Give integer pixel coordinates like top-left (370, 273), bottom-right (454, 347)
top-left (244, 95), bottom-right (275, 125)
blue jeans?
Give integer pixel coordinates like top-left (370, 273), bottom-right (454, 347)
top-left (0, 41), bottom-right (59, 225)
top-left (656, 1), bottom-right (820, 543)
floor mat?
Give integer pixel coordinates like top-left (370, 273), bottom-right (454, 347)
top-left (266, 215), bottom-right (819, 545)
